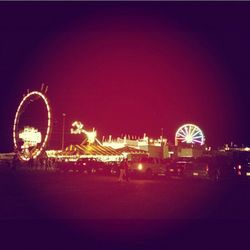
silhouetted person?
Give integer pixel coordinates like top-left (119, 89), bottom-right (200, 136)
top-left (118, 158), bottom-right (129, 182)
top-left (124, 158), bottom-right (130, 182)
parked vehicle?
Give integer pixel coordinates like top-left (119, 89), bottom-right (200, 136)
top-left (211, 155), bottom-right (237, 180)
top-left (181, 155), bottom-right (236, 181)
top-left (91, 160), bottom-right (113, 175)
top-left (165, 155), bottom-right (236, 181)
top-left (128, 157), bottom-right (167, 179)
top-left (76, 158), bottom-right (107, 174)
top-left (181, 157), bottom-right (213, 180)
top-left (166, 157), bottom-right (194, 178)
top-left (56, 160), bottom-right (77, 173)
top-left (230, 151), bottom-right (250, 179)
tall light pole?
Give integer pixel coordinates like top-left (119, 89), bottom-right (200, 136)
top-left (161, 128), bottom-right (164, 144)
top-left (62, 113), bottom-right (66, 151)
top-left (161, 128), bottom-right (164, 159)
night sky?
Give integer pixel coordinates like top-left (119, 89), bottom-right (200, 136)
top-left (1, 2), bottom-right (250, 152)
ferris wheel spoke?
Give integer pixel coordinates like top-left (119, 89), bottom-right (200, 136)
top-left (184, 126), bottom-right (189, 136)
top-left (192, 139), bottom-right (203, 144)
top-left (180, 127), bottom-right (187, 134)
top-left (191, 130), bottom-right (201, 138)
top-left (192, 139), bottom-right (202, 143)
top-left (190, 126), bottom-right (198, 136)
top-left (177, 130), bottom-right (186, 138)
top-left (192, 135), bottom-right (202, 139)
top-left (188, 125), bottom-right (195, 137)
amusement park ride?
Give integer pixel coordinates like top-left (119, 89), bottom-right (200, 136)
top-left (175, 123), bottom-right (205, 146)
top-left (12, 86), bottom-right (206, 161)
top-left (13, 85), bottom-right (52, 161)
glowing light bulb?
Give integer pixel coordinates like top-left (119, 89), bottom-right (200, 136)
top-left (185, 134), bottom-right (193, 143)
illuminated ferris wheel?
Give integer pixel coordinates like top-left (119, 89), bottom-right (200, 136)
top-left (13, 87), bottom-right (52, 161)
top-left (175, 124), bottom-right (205, 146)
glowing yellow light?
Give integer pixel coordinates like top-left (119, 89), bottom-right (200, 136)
top-left (85, 130), bottom-right (97, 144)
top-left (71, 121), bottom-right (97, 144)
top-left (138, 163), bottom-right (143, 170)
top-left (185, 134), bottom-right (193, 143)
top-left (19, 126), bottom-right (42, 149)
top-left (71, 121), bottom-right (84, 134)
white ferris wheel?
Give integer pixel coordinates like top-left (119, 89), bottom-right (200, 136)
top-left (175, 123), bottom-right (205, 146)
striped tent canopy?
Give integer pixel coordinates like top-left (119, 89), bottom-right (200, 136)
top-left (63, 144), bottom-right (79, 155)
top-left (116, 146), bottom-right (147, 154)
top-left (64, 144), bottom-right (121, 156)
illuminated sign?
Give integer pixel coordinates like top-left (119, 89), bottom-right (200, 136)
top-left (19, 126), bottom-right (42, 149)
top-left (71, 121), bottom-right (97, 144)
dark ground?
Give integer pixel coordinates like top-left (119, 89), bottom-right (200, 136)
top-left (0, 165), bottom-right (250, 249)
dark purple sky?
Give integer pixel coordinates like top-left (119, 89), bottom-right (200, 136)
top-left (1, 2), bottom-right (250, 152)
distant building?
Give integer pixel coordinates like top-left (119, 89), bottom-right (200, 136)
top-left (102, 134), bottom-right (169, 159)
top-left (177, 147), bottom-right (204, 158)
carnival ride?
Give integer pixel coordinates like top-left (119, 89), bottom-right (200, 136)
top-left (13, 86), bottom-right (51, 161)
top-left (175, 123), bottom-right (205, 146)
top-left (70, 121), bottom-right (102, 145)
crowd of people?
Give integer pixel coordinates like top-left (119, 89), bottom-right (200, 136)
top-left (10, 154), bottom-right (131, 183)
top-left (11, 154), bottom-right (57, 171)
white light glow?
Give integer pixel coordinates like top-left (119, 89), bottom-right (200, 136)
top-left (19, 126), bottom-right (42, 149)
top-left (138, 163), bottom-right (143, 170)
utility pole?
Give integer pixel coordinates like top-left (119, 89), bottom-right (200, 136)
top-left (161, 128), bottom-right (164, 159)
top-left (161, 128), bottom-right (164, 144)
top-left (62, 113), bottom-right (66, 151)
